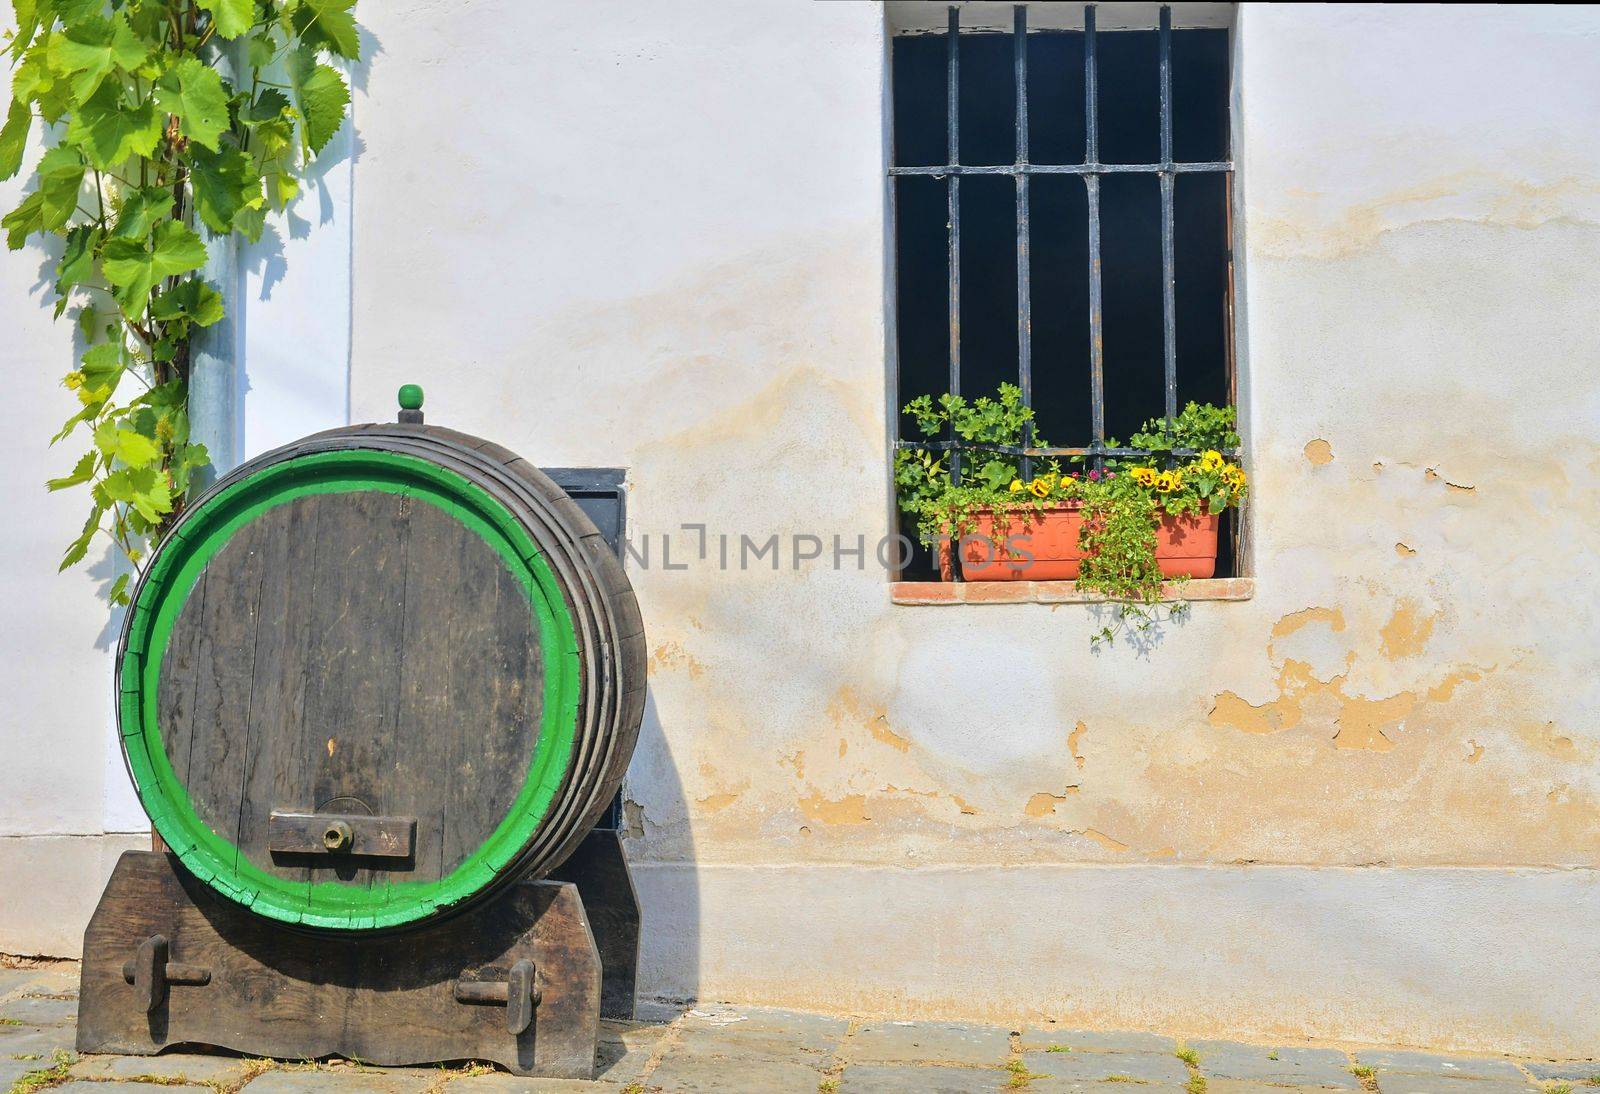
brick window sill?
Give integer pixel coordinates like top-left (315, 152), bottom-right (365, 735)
top-left (890, 578), bottom-right (1255, 606)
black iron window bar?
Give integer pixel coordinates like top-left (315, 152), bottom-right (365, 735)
top-left (892, 5), bottom-right (1236, 483)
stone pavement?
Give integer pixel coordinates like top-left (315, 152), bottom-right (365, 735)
top-left (4, 961), bottom-right (1596, 1094)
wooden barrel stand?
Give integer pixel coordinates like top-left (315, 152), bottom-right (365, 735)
top-left (78, 390), bottom-right (647, 1079)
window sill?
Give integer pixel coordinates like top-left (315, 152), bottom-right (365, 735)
top-left (890, 578), bottom-right (1254, 606)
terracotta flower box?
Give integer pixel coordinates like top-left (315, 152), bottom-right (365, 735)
top-left (940, 505), bottom-right (1219, 582)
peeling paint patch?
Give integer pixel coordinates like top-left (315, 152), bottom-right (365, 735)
top-left (1271, 607), bottom-right (1346, 640)
top-left (697, 790), bottom-right (742, 812)
top-left (1332, 691), bottom-right (1413, 752)
top-left (1395, 542), bottom-right (1417, 557)
top-left (1025, 792), bottom-right (1071, 818)
top-left (1424, 467), bottom-right (1477, 493)
top-left (1304, 438), bottom-right (1334, 466)
top-left (621, 799), bottom-right (646, 840)
top-left (951, 795), bottom-right (979, 816)
top-left (653, 641), bottom-right (707, 679)
top-left (800, 792), bottom-right (870, 825)
top-left (1380, 599), bottom-right (1437, 659)
top-left (1082, 829), bottom-right (1130, 852)
top-left (1068, 721), bottom-right (1088, 770)
top-left (1426, 668), bottom-right (1482, 703)
top-left (1466, 741), bottom-right (1485, 764)
top-left (868, 715), bottom-right (911, 753)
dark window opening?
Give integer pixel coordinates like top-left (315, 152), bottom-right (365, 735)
top-left (890, 8), bottom-right (1236, 582)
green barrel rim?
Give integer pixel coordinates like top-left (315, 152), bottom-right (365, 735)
top-left (118, 449), bottom-right (582, 930)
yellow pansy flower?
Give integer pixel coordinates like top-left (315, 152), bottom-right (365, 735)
top-left (1156, 469), bottom-right (1182, 493)
top-left (1130, 466), bottom-right (1158, 487)
top-left (1009, 479), bottom-right (1025, 493)
top-left (1028, 478), bottom-right (1051, 498)
top-left (1201, 449), bottom-right (1224, 471)
top-left (1223, 465), bottom-right (1247, 488)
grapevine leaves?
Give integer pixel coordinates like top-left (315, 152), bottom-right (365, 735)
top-left (4, 0), bottom-right (360, 599)
top-left (288, 47), bottom-right (351, 154)
top-left (102, 220), bottom-right (208, 310)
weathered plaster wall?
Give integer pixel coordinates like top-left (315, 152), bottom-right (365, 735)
top-left (350, 1), bottom-right (1600, 1050)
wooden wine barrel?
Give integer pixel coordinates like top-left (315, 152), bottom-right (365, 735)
top-left (115, 405), bottom-right (646, 931)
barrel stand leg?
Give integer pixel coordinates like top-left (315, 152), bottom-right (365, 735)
top-left (76, 851), bottom-right (602, 1078)
top-left (549, 828), bottom-right (640, 1020)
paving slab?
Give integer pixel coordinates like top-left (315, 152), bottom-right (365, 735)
top-left (837, 1063), bottom-right (1009, 1093)
top-left (448, 1075), bottom-right (622, 1092)
top-left (594, 1033), bottom-right (658, 1084)
top-left (646, 1049), bottom-right (826, 1092)
top-left (0, 1022), bottom-right (76, 1057)
top-left (73, 1049), bottom-right (251, 1084)
top-left (0, 993), bottom-right (78, 1025)
top-left (1523, 1061), bottom-right (1600, 1082)
top-left (1206, 1083), bottom-right (1345, 1094)
top-left (675, 1004), bottom-right (849, 1060)
top-left (846, 1020), bottom-right (1013, 1066)
top-left (1373, 1078), bottom-right (1536, 1094)
top-left (52, 1083), bottom-right (210, 1093)
top-left (1029, 1084), bottom-right (1186, 1094)
top-left (1190, 1041), bottom-right (1357, 1088)
top-left (0, 966), bottom-right (77, 1001)
top-left (0, 1056), bottom-right (45, 1088)
top-left (1357, 1052), bottom-right (1528, 1082)
top-left (242, 1065), bottom-right (436, 1091)
top-left (1021, 1029), bottom-right (1180, 1055)
top-left (1026, 1048), bottom-right (1190, 1084)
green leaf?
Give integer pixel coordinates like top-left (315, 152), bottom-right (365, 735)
top-left (246, 30), bottom-right (277, 70)
top-left (108, 571), bottom-right (131, 605)
top-left (241, 88), bottom-right (290, 124)
top-left (151, 278), bottom-right (224, 327)
top-left (55, 0), bottom-right (108, 27)
top-left (187, 143), bottom-right (261, 233)
top-left (102, 464), bottom-right (171, 523)
top-left (291, 0), bottom-right (359, 60)
top-left (2, 189), bottom-right (44, 249)
top-left (232, 201), bottom-right (267, 241)
top-left (95, 417), bottom-right (162, 468)
top-left (197, 0), bottom-right (256, 39)
top-left (36, 144), bottom-right (86, 230)
top-left (0, 97), bottom-right (32, 181)
top-left (289, 49), bottom-right (349, 155)
top-left (55, 224), bottom-right (99, 295)
top-left (8, 0), bottom-right (41, 61)
top-left (101, 219), bottom-right (207, 310)
top-left (47, 450), bottom-right (97, 491)
top-left (76, 341), bottom-right (125, 403)
top-left (59, 505), bottom-right (104, 571)
top-left (47, 14), bottom-right (150, 102)
top-left (112, 185), bottom-right (174, 238)
top-left (65, 82), bottom-right (161, 169)
top-left (153, 55), bottom-right (230, 151)
top-left (13, 46), bottom-right (55, 105)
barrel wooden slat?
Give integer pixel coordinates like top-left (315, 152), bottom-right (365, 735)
top-left (395, 500), bottom-right (471, 885)
top-left (117, 425), bottom-right (646, 932)
top-left (235, 495), bottom-right (322, 898)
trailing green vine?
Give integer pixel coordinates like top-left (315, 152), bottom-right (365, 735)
top-left (3, 0), bottom-right (359, 603)
top-left (895, 386), bottom-right (1248, 647)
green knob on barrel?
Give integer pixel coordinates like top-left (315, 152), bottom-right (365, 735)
top-left (397, 384), bottom-right (425, 423)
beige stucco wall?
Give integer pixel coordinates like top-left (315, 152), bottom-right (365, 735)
top-left (348, 1), bottom-right (1600, 1051)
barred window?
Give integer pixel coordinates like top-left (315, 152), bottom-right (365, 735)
top-left (888, 4), bottom-right (1237, 580)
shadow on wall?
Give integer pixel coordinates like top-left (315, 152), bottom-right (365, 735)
top-left (628, 687), bottom-right (701, 1012)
